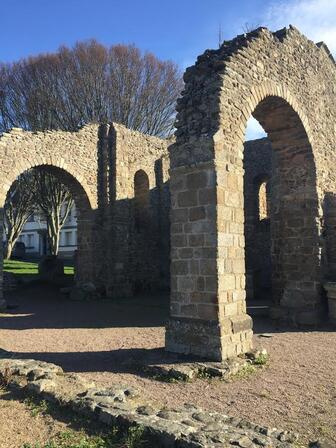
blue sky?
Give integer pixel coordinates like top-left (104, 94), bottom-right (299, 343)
top-left (1, 0), bottom-right (273, 65)
top-left (1, 0), bottom-right (335, 139)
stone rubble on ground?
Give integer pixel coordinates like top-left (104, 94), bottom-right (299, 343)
top-left (0, 356), bottom-right (304, 447)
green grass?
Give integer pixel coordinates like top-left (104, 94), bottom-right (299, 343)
top-left (21, 426), bottom-right (147, 448)
top-left (4, 259), bottom-right (39, 275)
top-left (253, 353), bottom-right (269, 366)
top-left (24, 396), bottom-right (51, 417)
top-left (21, 394), bottom-right (147, 448)
top-left (22, 430), bottom-right (117, 448)
top-left (64, 266), bottom-right (74, 275)
top-left (4, 259), bottom-right (74, 276)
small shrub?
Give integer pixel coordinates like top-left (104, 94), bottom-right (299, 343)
top-left (253, 353), bottom-right (269, 366)
top-left (231, 364), bottom-right (256, 381)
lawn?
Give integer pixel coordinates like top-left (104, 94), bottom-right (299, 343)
top-left (4, 259), bottom-right (74, 276)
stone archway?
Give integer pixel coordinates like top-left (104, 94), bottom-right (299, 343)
top-left (0, 125), bottom-right (100, 308)
top-left (250, 95), bottom-right (320, 324)
top-left (166, 26), bottom-right (336, 361)
top-left (0, 164), bottom-right (95, 297)
top-left (0, 122), bottom-right (171, 305)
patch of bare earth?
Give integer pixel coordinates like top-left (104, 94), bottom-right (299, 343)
top-left (0, 388), bottom-right (68, 448)
top-left (1, 284), bottom-right (336, 445)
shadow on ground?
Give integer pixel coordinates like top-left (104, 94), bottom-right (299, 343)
top-left (2, 283), bottom-right (335, 376)
top-left (3, 284), bottom-right (169, 330)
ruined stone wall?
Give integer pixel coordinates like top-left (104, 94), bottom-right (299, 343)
top-left (0, 123), bottom-right (171, 301)
top-left (167, 25), bottom-right (336, 360)
top-left (0, 125), bottom-right (101, 294)
top-left (105, 123), bottom-right (171, 297)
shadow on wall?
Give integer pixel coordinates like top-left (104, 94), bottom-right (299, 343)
top-left (322, 192), bottom-right (336, 282)
top-left (244, 139), bottom-right (272, 302)
top-left (107, 171), bottom-right (171, 298)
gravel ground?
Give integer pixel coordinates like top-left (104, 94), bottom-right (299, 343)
top-left (0, 387), bottom-right (130, 448)
top-left (1, 284), bottom-right (336, 445)
top-left (0, 388), bottom-right (71, 448)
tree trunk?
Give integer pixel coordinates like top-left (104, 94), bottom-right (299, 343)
top-left (4, 240), bottom-right (14, 260)
top-left (51, 231), bottom-right (60, 256)
top-left (4, 224), bottom-right (17, 259)
top-left (47, 216), bottom-right (60, 256)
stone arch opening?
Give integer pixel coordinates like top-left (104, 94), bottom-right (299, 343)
top-left (1, 164), bottom-right (95, 294)
top-left (256, 176), bottom-right (270, 222)
top-left (244, 95), bottom-right (320, 322)
top-left (167, 92), bottom-right (322, 360)
top-left (166, 27), bottom-right (330, 361)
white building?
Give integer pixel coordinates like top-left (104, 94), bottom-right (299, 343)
top-left (17, 204), bottom-right (78, 258)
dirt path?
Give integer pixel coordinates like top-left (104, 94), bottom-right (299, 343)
top-left (1, 285), bottom-right (336, 445)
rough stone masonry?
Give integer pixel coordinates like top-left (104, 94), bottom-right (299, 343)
top-left (0, 26), bottom-right (336, 361)
top-left (166, 25), bottom-right (336, 360)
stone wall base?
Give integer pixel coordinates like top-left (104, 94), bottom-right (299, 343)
top-left (165, 316), bottom-right (253, 361)
top-left (106, 282), bottom-right (133, 298)
top-left (269, 304), bottom-right (326, 327)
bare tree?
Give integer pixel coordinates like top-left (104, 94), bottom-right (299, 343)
top-left (0, 41), bottom-right (183, 137)
top-left (242, 23), bottom-right (261, 34)
top-left (0, 42), bottom-right (181, 256)
top-left (30, 170), bottom-right (74, 256)
top-left (3, 173), bottom-right (35, 259)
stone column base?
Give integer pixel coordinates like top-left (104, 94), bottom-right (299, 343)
top-left (165, 315), bottom-right (253, 362)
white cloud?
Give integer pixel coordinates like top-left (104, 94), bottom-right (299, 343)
top-left (245, 117), bottom-right (267, 141)
top-left (264, 0), bottom-right (336, 54)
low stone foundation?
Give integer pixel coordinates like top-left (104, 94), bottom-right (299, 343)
top-left (0, 354), bottom-right (302, 447)
top-left (141, 349), bottom-right (268, 382)
top-left (166, 316), bottom-right (253, 361)
top-left (143, 358), bottom-right (247, 382)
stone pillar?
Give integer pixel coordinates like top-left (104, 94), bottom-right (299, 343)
top-left (165, 161), bottom-right (253, 361)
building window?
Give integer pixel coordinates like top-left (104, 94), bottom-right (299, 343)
top-left (64, 231), bottom-right (72, 246)
top-left (27, 234), bottom-right (34, 248)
